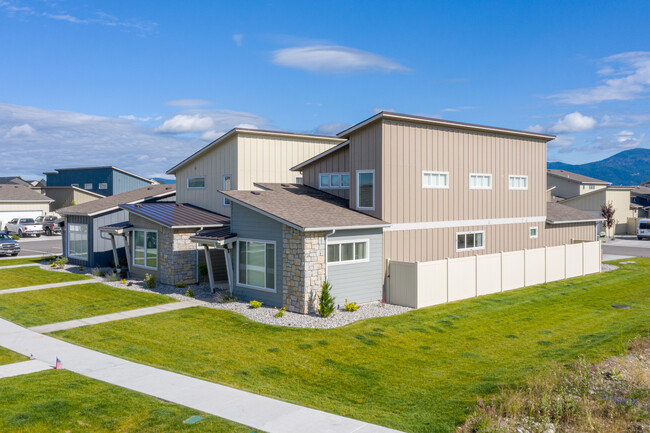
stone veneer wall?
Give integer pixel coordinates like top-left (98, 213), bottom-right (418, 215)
top-left (282, 226), bottom-right (326, 314)
top-left (158, 227), bottom-right (197, 285)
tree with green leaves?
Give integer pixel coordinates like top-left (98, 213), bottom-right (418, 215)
top-left (318, 280), bottom-right (336, 317)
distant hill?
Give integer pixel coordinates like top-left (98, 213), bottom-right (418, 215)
top-left (152, 177), bottom-right (176, 185)
top-left (548, 148), bottom-right (650, 186)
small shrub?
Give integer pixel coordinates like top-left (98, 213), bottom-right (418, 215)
top-left (274, 307), bottom-right (286, 318)
top-left (78, 266), bottom-right (84, 272)
top-left (344, 299), bottom-right (360, 312)
top-left (198, 263), bottom-right (208, 276)
top-left (144, 273), bottom-right (156, 289)
top-left (220, 294), bottom-right (237, 303)
top-left (185, 286), bottom-right (195, 297)
top-left (318, 280), bottom-right (336, 318)
top-left (91, 268), bottom-right (106, 277)
top-left (106, 273), bottom-right (119, 282)
top-left (50, 263), bottom-right (57, 268)
top-left (249, 300), bottom-right (262, 309)
top-left (175, 282), bottom-right (187, 288)
top-left (71, 200), bottom-right (76, 206)
top-left (11, 235), bottom-right (19, 240)
top-left (55, 257), bottom-right (68, 269)
top-left (120, 279), bottom-right (126, 284)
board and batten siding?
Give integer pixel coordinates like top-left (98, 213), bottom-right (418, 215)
top-left (63, 214), bottom-right (94, 266)
top-left (348, 121), bottom-right (383, 219)
top-left (112, 170), bottom-right (154, 195)
top-left (93, 210), bottom-right (128, 267)
top-left (326, 228), bottom-right (383, 304)
top-left (544, 222), bottom-right (597, 246)
top-left (302, 146), bottom-right (351, 199)
top-left (230, 203), bottom-right (284, 307)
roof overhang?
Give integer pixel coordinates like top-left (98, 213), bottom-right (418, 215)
top-left (118, 204), bottom-right (228, 229)
top-left (98, 225), bottom-right (133, 235)
top-left (0, 199), bottom-right (53, 203)
top-left (190, 236), bottom-right (237, 247)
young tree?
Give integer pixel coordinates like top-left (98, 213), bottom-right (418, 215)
top-left (318, 280), bottom-right (336, 317)
top-left (601, 201), bottom-right (616, 238)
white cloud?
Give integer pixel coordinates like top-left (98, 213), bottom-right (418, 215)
top-left (165, 99), bottom-right (212, 107)
top-left (550, 51), bottom-right (650, 104)
top-left (272, 45), bottom-right (409, 73)
top-left (526, 124), bottom-right (545, 133)
top-left (549, 135), bottom-right (576, 150)
top-left (119, 114), bottom-right (152, 122)
top-left (232, 34), bottom-right (243, 46)
top-left (156, 114), bottom-right (215, 133)
top-left (593, 130), bottom-right (646, 151)
top-left (155, 110), bottom-right (266, 135)
top-left (441, 106), bottom-right (478, 113)
top-left (599, 113), bottom-right (650, 128)
top-left (200, 130), bottom-right (225, 141)
top-left (4, 123), bottom-right (35, 138)
top-left (313, 122), bottom-right (350, 136)
top-left (43, 12), bottom-right (87, 24)
top-left (548, 112), bottom-right (597, 133)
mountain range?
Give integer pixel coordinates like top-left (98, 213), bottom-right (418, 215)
top-left (547, 148), bottom-right (650, 186)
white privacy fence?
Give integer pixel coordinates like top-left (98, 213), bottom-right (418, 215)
top-left (388, 241), bottom-right (601, 309)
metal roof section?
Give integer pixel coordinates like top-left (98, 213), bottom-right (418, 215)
top-left (57, 184), bottom-right (176, 216)
top-left (120, 202), bottom-right (230, 229)
top-left (98, 221), bottom-right (133, 234)
top-left (190, 227), bottom-right (237, 246)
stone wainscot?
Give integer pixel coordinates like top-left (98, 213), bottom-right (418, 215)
top-left (282, 226), bottom-right (326, 314)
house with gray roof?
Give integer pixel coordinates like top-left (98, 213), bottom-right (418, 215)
top-left (45, 166), bottom-right (157, 197)
top-left (0, 185), bottom-right (54, 229)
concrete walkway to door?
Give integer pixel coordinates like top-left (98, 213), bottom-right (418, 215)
top-left (0, 318), bottom-right (402, 433)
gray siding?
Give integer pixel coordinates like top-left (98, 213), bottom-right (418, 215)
top-left (63, 214), bottom-right (94, 267)
top-left (230, 203), bottom-right (284, 307)
top-left (93, 210), bottom-right (128, 267)
top-left (327, 228), bottom-right (383, 304)
top-left (113, 170), bottom-right (153, 195)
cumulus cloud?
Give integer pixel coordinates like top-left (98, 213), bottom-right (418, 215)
top-left (592, 130), bottom-right (646, 152)
top-left (165, 99), bottom-right (212, 107)
top-left (155, 110), bottom-right (266, 136)
top-left (550, 51), bottom-right (650, 104)
top-left (272, 45), bottom-right (409, 73)
top-left (4, 123), bottom-right (35, 138)
top-left (232, 34), bottom-right (243, 46)
top-left (527, 112), bottom-right (597, 134)
top-left (119, 114), bottom-right (152, 122)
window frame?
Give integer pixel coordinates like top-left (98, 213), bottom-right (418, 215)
top-left (529, 226), bottom-right (539, 239)
top-left (456, 230), bottom-right (486, 252)
top-left (98, 182), bottom-right (108, 190)
top-left (67, 223), bottom-right (89, 261)
top-left (469, 173), bottom-right (492, 190)
top-left (132, 229), bottom-right (158, 270)
top-left (319, 172), bottom-right (350, 190)
top-left (84, 183), bottom-right (93, 190)
top-left (509, 175), bottom-right (529, 190)
top-left (356, 169), bottom-right (375, 210)
top-left (236, 238), bottom-right (277, 293)
top-left (422, 170), bottom-right (450, 189)
top-left (222, 174), bottom-right (232, 206)
top-left (187, 176), bottom-right (206, 190)
top-left (326, 239), bottom-right (370, 266)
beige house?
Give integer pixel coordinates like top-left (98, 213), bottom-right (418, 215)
top-left (547, 169), bottom-right (611, 199)
top-left (39, 186), bottom-right (105, 212)
top-left (0, 185), bottom-right (54, 229)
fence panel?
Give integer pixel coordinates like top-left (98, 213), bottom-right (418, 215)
top-left (525, 248), bottom-right (545, 286)
top-left (545, 245), bottom-right (566, 282)
top-left (476, 253), bottom-right (502, 295)
top-left (448, 256), bottom-right (476, 302)
top-left (417, 260), bottom-right (448, 308)
top-left (388, 261), bottom-right (418, 308)
top-left (565, 243), bottom-right (583, 278)
top-left (502, 250), bottom-right (525, 291)
top-left (583, 241), bottom-right (601, 275)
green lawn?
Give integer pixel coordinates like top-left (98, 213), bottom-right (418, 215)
top-left (0, 266), bottom-right (90, 290)
top-left (0, 346), bottom-right (27, 365)
top-left (0, 256), bottom-right (54, 267)
top-left (0, 369), bottom-right (256, 432)
top-left (53, 259), bottom-right (650, 433)
top-left (0, 283), bottom-right (176, 327)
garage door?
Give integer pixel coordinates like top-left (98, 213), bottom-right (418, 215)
top-left (0, 211), bottom-right (44, 230)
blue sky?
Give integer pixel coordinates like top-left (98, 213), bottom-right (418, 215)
top-left (1, 0), bottom-right (649, 180)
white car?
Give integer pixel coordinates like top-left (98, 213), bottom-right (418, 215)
top-left (4, 218), bottom-right (44, 237)
top-left (637, 219), bottom-right (650, 240)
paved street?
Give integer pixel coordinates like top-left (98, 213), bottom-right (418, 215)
top-left (12, 236), bottom-right (62, 257)
top-left (602, 236), bottom-right (650, 260)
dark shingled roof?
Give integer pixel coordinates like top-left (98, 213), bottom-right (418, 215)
top-left (632, 185), bottom-right (650, 196)
top-left (190, 227), bottom-right (237, 243)
top-left (546, 202), bottom-right (603, 224)
top-left (120, 202), bottom-right (229, 228)
top-left (0, 185), bottom-right (53, 202)
top-left (220, 183), bottom-right (388, 231)
top-left (57, 184), bottom-right (176, 216)
top-left (547, 169), bottom-right (611, 185)
top-left (0, 176), bottom-right (30, 187)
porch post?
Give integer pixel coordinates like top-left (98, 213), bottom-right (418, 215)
top-left (109, 234), bottom-right (120, 270)
top-left (203, 244), bottom-right (215, 293)
top-left (223, 247), bottom-right (234, 296)
top-left (123, 232), bottom-right (132, 274)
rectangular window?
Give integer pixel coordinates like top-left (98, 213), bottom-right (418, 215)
top-left (187, 176), bottom-right (206, 189)
top-left (98, 183), bottom-right (108, 190)
top-left (357, 170), bottom-right (375, 209)
top-left (423, 171), bottom-right (449, 189)
top-left (223, 175), bottom-right (232, 206)
top-left (529, 226), bottom-right (538, 239)
top-left (341, 174), bottom-right (350, 187)
top-left (295, 176), bottom-right (303, 185)
top-left (319, 173), bottom-right (350, 189)
top-left (237, 240), bottom-right (275, 291)
top-left (320, 174), bottom-right (330, 188)
top-left (509, 175), bottom-right (528, 190)
top-left (327, 240), bottom-right (369, 265)
top-left (469, 174), bottom-right (492, 190)
top-left (456, 231), bottom-right (485, 252)
top-left (84, 183), bottom-right (93, 190)
top-left (68, 223), bottom-right (88, 260)
top-left (589, 185), bottom-right (595, 190)
top-left (133, 230), bottom-right (157, 269)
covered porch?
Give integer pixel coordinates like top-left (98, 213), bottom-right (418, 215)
top-left (190, 228), bottom-right (237, 294)
top-left (98, 221), bottom-right (133, 273)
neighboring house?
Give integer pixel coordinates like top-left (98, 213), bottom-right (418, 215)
top-left (40, 186), bottom-right (105, 212)
top-left (57, 185), bottom-right (176, 268)
top-left (45, 166), bottom-right (157, 197)
top-left (631, 185), bottom-right (650, 218)
top-left (166, 128), bottom-right (345, 217)
top-left (209, 112), bottom-right (600, 314)
top-left (547, 169), bottom-right (611, 200)
top-left (0, 176), bottom-right (31, 187)
top-left (0, 185), bottom-right (54, 229)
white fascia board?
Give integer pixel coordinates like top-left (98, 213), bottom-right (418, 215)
top-left (546, 219), bottom-right (604, 224)
top-left (385, 216), bottom-right (547, 232)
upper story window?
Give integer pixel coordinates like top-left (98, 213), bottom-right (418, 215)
top-left (319, 173), bottom-right (350, 189)
top-left (423, 171), bottom-right (449, 189)
top-left (98, 183), bottom-right (108, 190)
top-left (469, 173), bottom-right (492, 190)
top-left (84, 183), bottom-right (93, 190)
top-left (509, 175), bottom-right (528, 190)
top-left (456, 231), bottom-right (485, 252)
top-left (327, 240), bottom-right (369, 265)
top-left (357, 170), bottom-right (375, 210)
top-left (223, 175), bottom-right (232, 206)
top-left (187, 176), bottom-right (206, 189)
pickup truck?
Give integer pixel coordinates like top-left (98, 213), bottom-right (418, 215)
top-left (4, 218), bottom-right (44, 237)
top-left (0, 232), bottom-right (20, 256)
top-left (35, 215), bottom-right (62, 236)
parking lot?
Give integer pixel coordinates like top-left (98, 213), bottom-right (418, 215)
top-left (4, 236), bottom-right (62, 258)
top-left (602, 235), bottom-right (650, 260)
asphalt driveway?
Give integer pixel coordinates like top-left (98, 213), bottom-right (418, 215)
top-left (602, 235), bottom-right (650, 260)
top-left (10, 236), bottom-right (62, 257)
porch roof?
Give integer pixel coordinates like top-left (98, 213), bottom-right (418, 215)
top-left (190, 227), bottom-right (237, 246)
top-left (98, 221), bottom-right (133, 234)
top-left (120, 202), bottom-right (230, 229)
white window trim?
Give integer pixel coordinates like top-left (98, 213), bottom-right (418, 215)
top-left (356, 169), bottom-right (375, 210)
top-left (222, 174), bottom-right (232, 206)
top-left (319, 172), bottom-right (350, 190)
top-left (422, 170), bottom-right (450, 189)
top-left (469, 173), bottom-right (492, 190)
top-left (98, 182), bottom-right (108, 190)
top-left (67, 223), bottom-right (89, 261)
top-left (236, 238), bottom-right (277, 293)
top-left (187, 176), bottom-right (206, 190)
top-left (326, 239), bottom-right (370, 266)
top-left (529, 226), bottom-right (539, 239)
top-left (294, 175), bottom-right (303, 184)
top-left (509, 175), bottom-right (529, 190)
top-left (456, 230), bottom-right (486, 252)
top-left (132, 229), bottom-right (158, 270)
top-left (84, 183), bottom-right (93, 190)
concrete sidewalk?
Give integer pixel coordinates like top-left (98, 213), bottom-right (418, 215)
top-left (0, 279), bottom-right (92, 295)
top-left (0, 263), bottom-right (40, 269)
top-left (0, 318), bottom-right (402, 433)
top-left (29, 302), bottom-right (197, 333)
top-left (0, 359), bottom-right (51, 379)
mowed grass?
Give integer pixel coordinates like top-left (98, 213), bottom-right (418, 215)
top-left (54, 259), bottom-right (650, 433)
top-left (0, 283), bottom-right (176, 327)
top-left (0, 266), bottom-right (90, 290)
top-left (0, 370), bottom-right (256, 433)
top-left (0, 256), bottom-right (54, 267)
top-left (0, 346), bottom-right (27, 365)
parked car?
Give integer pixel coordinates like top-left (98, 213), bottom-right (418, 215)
top-left (4, 218), bottom-right (44, 237)
top-left (35, 215), bottom-right (62, 236)
top-left (0, 232), bottom-right (20, 256)
top-left (637, 219), bottom-right (650, 240)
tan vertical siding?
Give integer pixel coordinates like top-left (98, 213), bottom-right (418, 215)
top-left (301, 146), bottom-right (350, 199)
top-left (544, 222), bottom-right (597, 246)
top-left (349, 121), bottom-right (382, 219)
